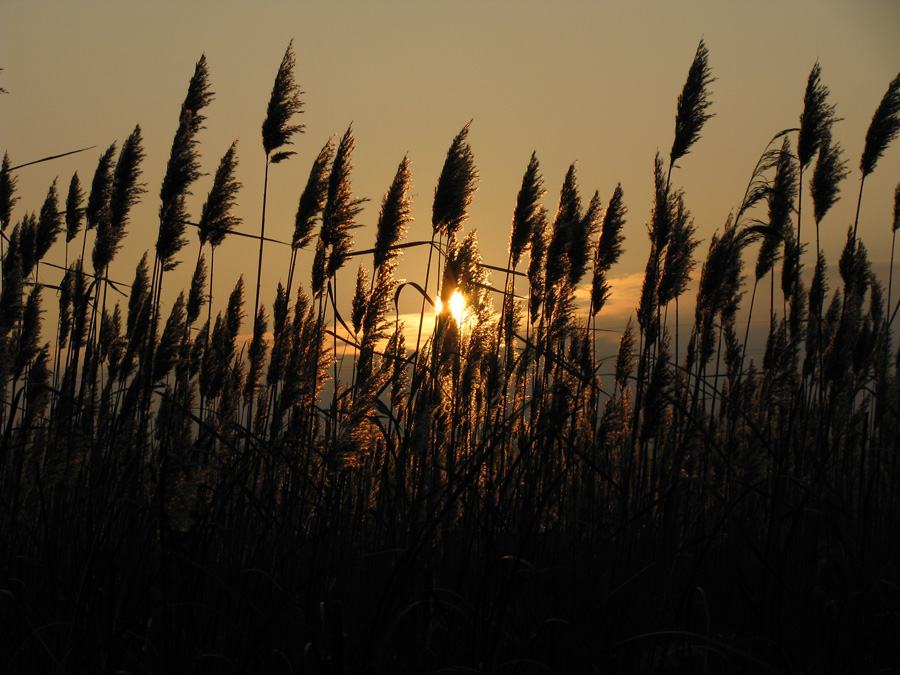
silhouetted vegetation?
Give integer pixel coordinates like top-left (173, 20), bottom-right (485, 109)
top-left (2, 40), bottom-right (900, 673)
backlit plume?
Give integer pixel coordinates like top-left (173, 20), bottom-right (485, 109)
top-left (435, 289), bottom-right (466, 324)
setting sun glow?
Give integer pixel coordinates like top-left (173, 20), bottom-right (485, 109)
top-left (435, 290), bottom-right (466, 324)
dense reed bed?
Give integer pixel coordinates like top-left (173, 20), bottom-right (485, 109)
top-left (2, 41), bottom-right (900, 673)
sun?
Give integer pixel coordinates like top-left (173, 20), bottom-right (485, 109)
top-left (435, 290), bottom-right (467, 324)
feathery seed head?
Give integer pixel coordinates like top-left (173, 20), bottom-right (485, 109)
top-left (596, 184), bottom-right (627, 273)
top-left (527, 206), bottom-right (549, 319)
top-left (272, 282), bottom-right (290, 335)
top-left (570, 190), bottom-right (602, 288)
top-left (226, 275), bottom-right (245, 338)
top-left (351, 263), bottom-right (369, 335)
top-left (58, 266), bottom-right (73, 348)
top-left (0, 152), bottom-right (17, 231)
top-left (65, 172), bottom-right (85, 243)
top-left (95, 125), bottom-right (145, 273)
top-left (19, 213), bottom-right (38, 279)
top-left (510, 152), bottom-right (545, 269)
top-left (36, 179), bottom-right (62, 263)
top-left (839, 228), bottom-right (871, 302)
top-left (187, 254), bottom-right (207, 326)
top-left (768, 137), bottom-right (798, 232)
top-left (311, 239), bottom-right (326, 298)
top-left (545, 164), bottom-right (581, 291)
top-left (637, 246), bottom-right (660, 338)
top-left (860, 72), bottom-right (900, 177)
top-left (781, 230), bottom-right (803, 303)
top-left (153, 292), bottom-right (186, 383)
top-left (756, 138), bottom-right (797, 280)
top-left (809, 252), bottom-right (828, 321)
top-left (615, 316), bottom-right (637, 390)
top-left (293, 137), bottom-right (334, 250)
top-left (0, 225), bottom-right (25, 337)
top-left (199, 140), bottom-right (242, 248)
top-left (158, 55), bottom-right (213, 270)
top-left (651, 153), bottom-right (672, 250)
top-left (14, 284), bottom-right (43, 381)
top-left (262, 40), bottom-right (305, 157)
top-left (869, 276), bottom-right (885, 328)
top-left (127, 253), bottom-right (150, 338)
top-left (658, 191), bottom-right (699, 306)
top-left (433, 122), bottom-right (478, 237)
top-left (811, 138), bottom-right (849, 225)
top-left (671, 38), bottom-right (715, 166)
top-left (373, 155), bottom-right (413, 271)
top-left (322, 125), bottom-right (365, 278)
top-left (243, 305), bottom-right (268, 405)
top-left (894, 181), bottom-right (900, 233)
top-left (798, 62), bottom-right (838, 169)
top-left (86, 143), bottom-right (116, 233)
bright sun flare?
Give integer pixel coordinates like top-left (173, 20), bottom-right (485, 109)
top-left (435, 290), bottom-right (466, 324)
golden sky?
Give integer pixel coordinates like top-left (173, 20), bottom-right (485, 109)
top-left (3, 0), bottom-right (899, 358)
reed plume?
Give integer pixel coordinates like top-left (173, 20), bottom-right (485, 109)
top-left (321, 125), bottom-right (365, 279)
top-left (781, 227), bottom-right (803, 305)
top-left (13, 285), bottom-right (43, 383)
top-left (545, 165), bottom-right (581, 294)
top-left (261, 40), bottom-right (305, 160)
top-left (527, 201), bottom-right (549, 322)
top-left (614, 317), bottom-right (637, 393)
top-left (0, 152), bottom-right (17, 233)
top-left (670, 39), bottom-right (715, 168)
top-left (57, 267), bottom-right (73, 350)
top-left (255, 40), bottom-right (304, 335)
top-left (810, 138), bottom-right (849, 231)
top-left (636, 246), bottom-right (659, 344)
top-left (756, 138), bottom-right (796, 282)
top-left (432, 122), bottom-right (478, 238)
top-left (243, 306), bottom-right (267, 410)
top-left (287, 138), bottom-right (334, 298)
top-left (98, 304), bottom-right (122, 373)
top-left (64, 173), bottom-right (84, 245)
top-left (153, 292), bottom-right (186, 384)
top-left (888, 182), bottom-right (900, 315)
top-left (650, 153), bottom-right (671, 252)
top-left (1, 225), bottom-right (24, 338)
top-left (198, 141), bottom-right (241, 249)
top-left (35, 180), bottom-right (62, 268)
top-left (860, 72), bottom-right (900, 178)
top-left (373, 156), bottom-right (413, 273)
top-left (510, 152), bottom-right (545, 270)
top-left (798, 62), bottom-right (838, 170)
top-left (570, 190), bottom-right (602, 288)
top-left (311, 240), bottom-right (327, 299)
top-left (186, 254), bottom-right (207, 328)
top-left (351, 263), bottom-right (369, 336)
top-left (292, 138), bottom-right (334, 252)
top-left (695, 216), bottom-right (751, 367)
top-left (126, 253), bottom-right (150, 340)
top-left (895, 182), bottom-right (900, 234)
top-left (804, 252), bottom-right (828, 375)
top-left (157, 55), bottom-right (213, 271)
top-left (266, 283), bottom-right (290, 388)
top-left (357, 257), bottom-right (400, 393)
top-left (591, 184), bottom-right (627, 317)
top-left (657, 191), bottom-right (698, 308)
top-left (85, 144), bottom-right (116, 237)
top-left (18, 214), bottom-right (37, 280)
top-left (94, 125), bottom-right (145, 275)
top-left (838, 227), bottom-right (871, 303)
